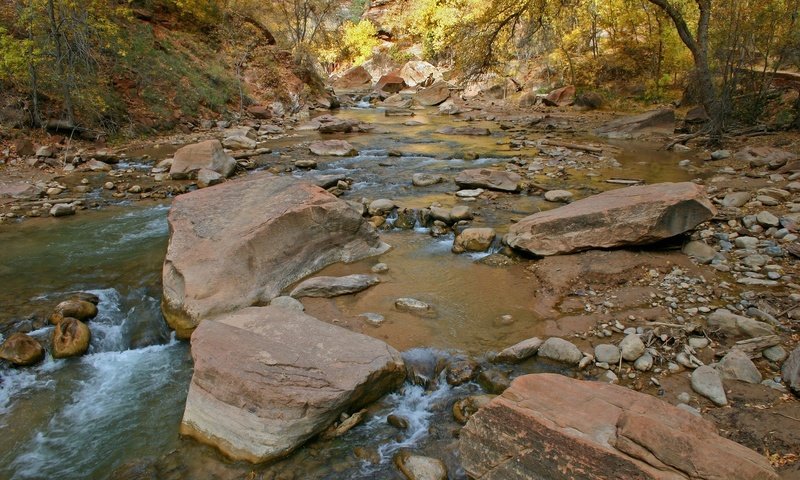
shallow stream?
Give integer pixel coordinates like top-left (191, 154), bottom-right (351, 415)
top-left (0, 107), bottom-right (693, 479)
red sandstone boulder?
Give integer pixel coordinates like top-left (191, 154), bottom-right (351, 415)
top-left (332, 65), bottom-right (373, 90)
top-left (181, 306), bottom-right (405, 463)
top-left (169, 140), bottom-right (236, 180)
top-left (542, 85), bottom-right (576, 107)
top-left (460, 374), bottom-right (778, 479)
top-left (455, 169), bottom-right (521, 192)
top-left (161, 173), bottom-right (389, 338)
top-left (415, 81), bottom-right (451, 106)
top-left (376, 73), bottom-right (406, 94)
top-left (505, 182), bottom-right (716, 256)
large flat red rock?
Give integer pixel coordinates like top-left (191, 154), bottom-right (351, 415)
top-left (505, 182), bottom-right (716, 256)
top-left (182, 306), bottom-right (405, 463)
top-left (460, 373), bottom-right (778, 479)
top-left (161, 173), bottom-right (388, 338)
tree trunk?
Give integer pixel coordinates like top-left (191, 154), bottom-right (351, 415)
top-left (47, 0), bottom-right (75, 125)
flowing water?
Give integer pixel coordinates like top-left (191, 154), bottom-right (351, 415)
top-left (0, 106), bottom-right (693, 479)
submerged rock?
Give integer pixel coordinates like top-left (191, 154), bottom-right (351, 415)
top-left (455, 169), bottom-right (521, 192)
top-left (0, 332), bottom-right (45, 366)
top-left (181, 306), bottom-right (405, 463)
top-left (460, 374), bottom-right (777, 479)
top-left (505, 182), bottom-right (716, 256)
top-left (395, 298), bottom-right (435, 317)
top-left (52, 317), bottom-right (91, 359)
top-left (309, 140), bottom-right (358, 157)
top-left (289, 274), bottom-right (380, 298)
top-left (394, 452), bottom-right (447, 480)
top-left (161, 173), bottom-right (388, 338)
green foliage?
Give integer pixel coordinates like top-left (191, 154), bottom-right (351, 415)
top-left (317, 20), bottom-right (379, 67)
top-left (0, 28), bottom-right (32, 81)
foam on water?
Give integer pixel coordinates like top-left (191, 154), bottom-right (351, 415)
top-left (8, 338), bottom-right (183, 479)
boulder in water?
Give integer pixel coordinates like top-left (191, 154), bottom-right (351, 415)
top-left (455, 169), bottom-right (521, 192)
top-left (52, 317), bottom-right (91, 358)
top-left (0, 332), bottom-right (45, 366)
top-left (415, 81), bottom-right (450, 106)
top-left (50, 299), bottom-right (98, 324)
top-left (161, 173), bottom-right (388, 338)
top-left (309, 140), bottom-right (358, 157)
top-left (169, 140), bottom-right (236, 180)
top-left (181, 306), bottom-right (405, 463)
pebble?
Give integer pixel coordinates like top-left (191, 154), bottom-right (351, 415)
top-left (371, 263), bottom-right (389, 273)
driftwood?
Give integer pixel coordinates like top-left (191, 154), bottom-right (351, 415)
top-left (730, 335), bottom-right (781, 358)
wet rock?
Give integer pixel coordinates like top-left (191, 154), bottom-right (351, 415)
top-left (691, 365), bottom-right (727, 406)
top-left (453, 228), bottom-right (496, 253)
top-left (393, 452), bottom-right (447, 480)
top-left (456, 188), bottom-right (484, 198)
top-left (717, 350), bottom-right (762, 384)
top-left (269, 296), bottom-right (304, 311)
top-left (85, 159), bottom-right (112, 172)
top-left (181, 306), bottom-right (405, 463)
top-left (707, 309), bottom-right (774, 338)
top-left (387, 414), bottom-right (409, 430)
top-left (395, 208), bottom-right (418, 229)
top-left (290, 274), bottom-right (380, 298)
top-left (395, 298), bottom-right (435, 317)
top-left (52, 317), bottom-right (91, 359)
top-left (0, 332), bottom-right (45, 366)
top-left (682, 240), bottom-right (716, 264)
top-left (49, 203), bottom-right (76, 217)
top-left (332, 65), bottom-right (372, 90)
top-left (505, 182), bottom-right (716, 256)
top-left (368, 198), bottom-right (395, 216)
top-left (477, 369), bottom-right (511, 394)
top-left (594, 108), bottom-right (675, 139)
top-left (543, 190), bottom-right (573, 202)
top-left (50, 299), bottom-right (98, 324)
top-left (371, 263), bottom-right (389, 273)
top-left (411, 173), bottom-right (444, 187)
top-left (494, 337), bottom-right (543, 363)
top-left (594, 344), bottom-right (621, 364)
top-left (445, 358), bottom-right (479, 385)
top-left (619, 334), bottom-right (645, 361)
top-left (542, 85), bottom-right (575, 107)
top-left (162, 173), bottom-right (388, 338)
top-left (538, 337), bottom-right (582, 365)
top-left (455, 168), bottom-right (521, 192)
top-left (294, 159), bottom-right (317, 169)
top-left (460, 374), bottom-right (776, 479)
top-left (415, 81), bottom-right (450, 106)
top-left (170, 140), bottom-right (236, 180)
top-left (309, 140), bottom-right (358, 157)
top-left (360, 312), bottom-right (385, 326)
top-left (321, 409), bottom-right (367, 439)
top-left (453, 394), bottom-right (496, 425)
top-left (782, 346), bottom-right (800, 395)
